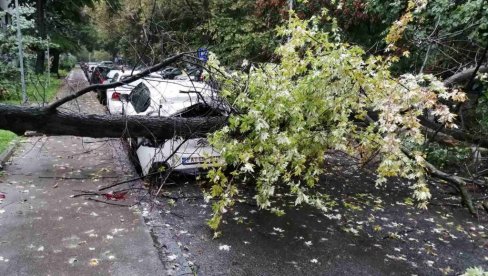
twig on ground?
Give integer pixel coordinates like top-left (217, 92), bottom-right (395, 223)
top-left (87, 197), bottom-right (133, 207)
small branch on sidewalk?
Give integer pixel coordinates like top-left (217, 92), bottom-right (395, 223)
top-left (87, 197), bottom-right (132, 207)
top-left (40, 176), bottom-right (119, 180)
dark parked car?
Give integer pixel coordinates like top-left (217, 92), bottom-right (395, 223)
top-left (159, 67), bottom-right (182, 79)
top-left (90, 66), bottom-right (111, 84)
top-left (90, 66), bottom-right (112, 104)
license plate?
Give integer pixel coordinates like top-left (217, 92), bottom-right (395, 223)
top-left (182, 156), bottom-right (219, 165)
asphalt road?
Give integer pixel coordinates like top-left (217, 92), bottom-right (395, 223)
top-left (148, 167), bottom-right (488, 276)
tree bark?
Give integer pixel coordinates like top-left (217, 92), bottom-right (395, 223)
top-left (35, 0), bottom-right (46, 74)
top-left (419, 116), bottom-right (488, 148)
top-left (444, 65), bottom-right (488, 87)
top-left (50, 49), bottom-right (60, 77)
top-left (460, 46), bottom-right (488, 130)
top-left (0, 104), bottom-right (227, 139)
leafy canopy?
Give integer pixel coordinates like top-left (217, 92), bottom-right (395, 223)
top-left (204, 7), bottom-right (465, 231)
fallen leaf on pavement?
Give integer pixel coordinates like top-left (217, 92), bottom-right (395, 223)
top-left (103, 191), bottom-right (128, 201)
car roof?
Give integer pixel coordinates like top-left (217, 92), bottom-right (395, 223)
top-left (120, 70), bottom-right (141, 77)
top-left (107, 70), bottom-right (122, 78)
top-left (136, 79), bottom-right (220, 116)
top-left (142, 79), bottom-right (211, 95)
top-left (108, 73), bottom-right (161, 91)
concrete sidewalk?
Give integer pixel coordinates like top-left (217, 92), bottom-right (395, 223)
top-left (0, 70), bottom-right (165, 275)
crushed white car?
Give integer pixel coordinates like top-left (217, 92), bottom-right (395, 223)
top-left (123, 79), bottom-right (227, 176)
top-left (105, 70), bottom-right (142, 114)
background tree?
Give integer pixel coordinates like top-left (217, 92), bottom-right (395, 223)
top-left (28, 0), bottom-right (100, 74)
top-left (0, 3), bottom-right (47, 99)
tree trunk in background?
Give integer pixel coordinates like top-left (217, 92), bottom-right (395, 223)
top-left (202, 0), bottom-right (210, 16)
top-left (50, 49), bottom-right (60, 78)
top-left (35, 0), bottom-right (46, 74)
top-left (201, 0), bottom-right (211, 44)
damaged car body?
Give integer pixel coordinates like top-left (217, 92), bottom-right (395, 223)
top-left (122, 79), bottom-right (228, 177)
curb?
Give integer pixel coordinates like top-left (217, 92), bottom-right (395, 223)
top-left (0, 139), bottom-right (19, 169)
top-left (111, 139), bottom-right (194, 275)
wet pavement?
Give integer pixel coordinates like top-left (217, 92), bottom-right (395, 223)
top-left (0, 69), bottom-right (165, 275)
top-left (146, 154), bottom-right (488, 276)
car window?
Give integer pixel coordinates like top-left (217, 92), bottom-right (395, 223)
top-left (130, 83), bottom-right (151, 113)
top-left (111, 73), bottom-right (119, 83)
top-left (101, 67), bottom-right (111, 77)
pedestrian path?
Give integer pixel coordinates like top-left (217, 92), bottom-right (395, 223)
top-left (0, 69), bottom-right (165, 275)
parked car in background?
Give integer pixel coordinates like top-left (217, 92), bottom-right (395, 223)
top-left (99, 60), bottom-right (113, 65)
top-left (158, 66), bottom-right (182, 79)
top-left (87, 62), bottom-right (99, 73)
top-left (90, 65), bottom-right (111, 84)
top-left (103, 69), bottom-right (123, 84)
top-left (174, 64), bottom-right (204, 81)
top-left (90, 65), bottom-right (113, 104)
top-left (97, 69), bottom-right (125, 105)
top-left (122, 79), bottom-right (227, 177)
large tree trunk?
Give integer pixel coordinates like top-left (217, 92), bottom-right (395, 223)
top-left (0, 104), bottom-right (226, 139)
top-left (50, 49), bottom-right (60, 77)
top-left (35, 0), bottom-right (46, 74)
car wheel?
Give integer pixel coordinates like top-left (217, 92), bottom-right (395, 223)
top-left (147, 162), bottom-right (172, 184)
top-left (126, 138), bottom-right (142, 175)
top-left (96, 90), bottom-right (102, 103)
top-left (100, 90), bottom-right (107, 105)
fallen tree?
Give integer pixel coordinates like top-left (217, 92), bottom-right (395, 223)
top-left (0, 23), bottom-right (486, 230)
top-left (420, 116), bottom-right (488, 148)
top-left (0, 104), bottom-right (226, 139)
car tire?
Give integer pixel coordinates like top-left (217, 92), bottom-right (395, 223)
top-left (126, 138), bottom-right (143, 175)
top-left (96, 90), bottom-right (107, 105)
top-left (148, 162), bottom-right (171, 184)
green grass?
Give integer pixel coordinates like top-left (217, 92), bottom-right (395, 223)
top-left (0, 74), bottom-right (63, 153)
top-left (0, 130), bottom-right (18, 153)
top-left (58, 69), bottom-right (70, 78)
top-left (2, 75), bottom-right (62, 105)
